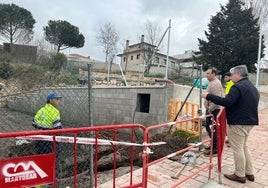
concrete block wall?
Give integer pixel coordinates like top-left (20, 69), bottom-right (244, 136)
top-left (7, 85), bottom-right (175, 127)
top-left (92, 85), bottom-right (173, 126)
top-left (7, 83), bottom-right (268, 128)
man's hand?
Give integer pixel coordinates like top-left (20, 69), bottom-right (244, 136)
top-left (201, 91), bottom-right (208, 99)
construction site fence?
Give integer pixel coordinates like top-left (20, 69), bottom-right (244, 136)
top-left (0, 109), bottom-right (227, 188)
top-left (215, 107), bottom-right (227, 184)
top-left (141, 115), bottom-right (214, 188)
top-left (0, 124), bottom-right (146, 188)
top-left (169, 100), bottom-right (201, 138)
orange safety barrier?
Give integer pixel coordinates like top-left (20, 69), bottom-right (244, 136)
top-left (0, 124), bottom-right (146, 188)
top-left (169, 100), bottom-right (200, 122)
top-left (169, 99), bottom-right (201, 138)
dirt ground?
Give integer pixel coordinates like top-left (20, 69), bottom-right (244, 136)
top-left (0, 108), bottom-right (188, 187)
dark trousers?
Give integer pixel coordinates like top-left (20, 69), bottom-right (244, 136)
top-left (205, 109), bottom-right (220, 150)
top-left (36, 139), bottom-right (60, 177)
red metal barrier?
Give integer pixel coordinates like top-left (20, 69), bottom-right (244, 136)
top-left (216, 107), bottom-right (227, 184)
top-left (0, 124), bottom-right (146, 188)
top-left (0, 112), bottom-right (227, 188)
top-left (141, 115), bottom-right (215, 188)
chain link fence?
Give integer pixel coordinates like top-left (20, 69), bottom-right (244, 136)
top-left (0, 52), bottom-right (96, 187)
top-left (0, 52), bottom-right (91, 130)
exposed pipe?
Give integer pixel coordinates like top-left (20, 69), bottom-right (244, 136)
top-left (155, 78), bottom-right (174, 84)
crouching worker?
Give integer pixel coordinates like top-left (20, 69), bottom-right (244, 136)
top-left (32, 92), bottom-right (63, 180)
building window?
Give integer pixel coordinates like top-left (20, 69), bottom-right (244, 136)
top-left (131, 55), bottom-right (133, 60)
top-left (171, 61), bottom-right (175, 67)
top-left (136, 93), bottom-right (150, 113)
top-left (136, 54), bottom-right (140, 59)
top-left (163, 59), bottom-right (167, 65)
top-left (155, 57), bottom-right (159, 65)
top-left (123, 57), bottom-right (126, 62)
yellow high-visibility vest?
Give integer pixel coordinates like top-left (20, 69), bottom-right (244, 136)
top-left (225, 80), bottom-right (234, 95)
top-left (33, 103), bottom-right (62, 129)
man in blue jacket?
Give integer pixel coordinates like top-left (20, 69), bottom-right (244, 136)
top-left (201, 65), bottom-right (259, 184)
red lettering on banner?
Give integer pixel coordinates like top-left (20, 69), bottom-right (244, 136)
top-left (0, 154), bottom-right (55, 187)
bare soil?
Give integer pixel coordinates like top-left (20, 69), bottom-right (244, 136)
top-left (0, 110), bottom-right (188, 187)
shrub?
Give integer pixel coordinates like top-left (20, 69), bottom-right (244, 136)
top-left (48, 53), bottom-right (67, 71)
top-left (0, 54), bottom-right (12, 79)
top-left (0, 61), bottom-right (12, 79)
top-left (144, 73), bottom-right (164, 78)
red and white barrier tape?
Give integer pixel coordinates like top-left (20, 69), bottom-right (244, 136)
top-left (16, 135), bottom-right (166, 147)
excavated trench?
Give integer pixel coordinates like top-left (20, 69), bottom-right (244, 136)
top-left (6, 131), bottom-right (188, 186)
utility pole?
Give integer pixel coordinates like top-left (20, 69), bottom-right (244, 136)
top-left (165, 19), bottom-right (171, 79)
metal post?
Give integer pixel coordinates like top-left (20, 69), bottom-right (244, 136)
top-left (87, 64), bottom-right (94, 188)
top-left (199, 64), bottom-right (203, 113)
top-left (165, 19), bottom-right (171, 79)
top-left (198, 65), bottom-right (203, 143)
top-left (119, 62), bottom-right (128, 86)
top-left (256, 32), bottom-right (262, 89)
top-left (107, 61), bottom-right (111, 84)
top-left (256, 9), bottom-right (264, 89)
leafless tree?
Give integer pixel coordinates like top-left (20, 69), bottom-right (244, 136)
top-left (96, 22), bottom-right (120, 64)
top-left (32, 36), bottom-right (54, 65)
top-left (243, 0), bottom-right (268, 20)
top-left (135, 20), bottom-right (165, 74)
top-left (143, 20), bottom-right (163, 46)
top-left (242, 0), bottom-right (268, 53)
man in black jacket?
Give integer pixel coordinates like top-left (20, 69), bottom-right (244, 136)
top-left (201, 65), bottom-right (259, 184)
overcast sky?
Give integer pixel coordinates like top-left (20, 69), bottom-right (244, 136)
top-left (1, 0), bottom-right (231, 61)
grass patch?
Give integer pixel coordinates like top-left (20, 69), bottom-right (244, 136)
top-left (172, 129), bottom-right (199, 143)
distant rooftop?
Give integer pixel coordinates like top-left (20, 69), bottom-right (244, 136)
top-left (173, 50), bottom-right (200, 59)
top-left (69, 53), bottom-right (90, 60)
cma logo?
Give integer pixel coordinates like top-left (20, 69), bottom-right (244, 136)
top-left (2, 161), bottom-right (48, 182)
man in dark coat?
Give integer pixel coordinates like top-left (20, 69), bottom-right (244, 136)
top-left (201, 65), bottom-right (259, 184)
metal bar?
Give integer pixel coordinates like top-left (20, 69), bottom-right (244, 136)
top-left (0, 124), bottom-right (146, 138)
top-left (73, 133), bottom-right (77, 188)
top-left (146, 139), bottom-right (209, 167)
top-left (88, 63), bottom-right (94, 188)
top-left (165, 19), bottom-right (171, 79)
top-left (170, 163), bottom-right (213, 188)
top-left (94, 131), bottom-right (99, 188)
top-left (53, 135), bottom-right (57, 188)
top-left (113, 129), bottom-right (117, 188)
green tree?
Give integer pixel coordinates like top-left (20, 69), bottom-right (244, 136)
top-left (198, 0), bottom-right (265, 74)
top-left (0, 3), bottom-right (35, 44)
top-left (44, 20), bottom-right (85, 53)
